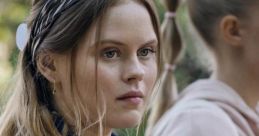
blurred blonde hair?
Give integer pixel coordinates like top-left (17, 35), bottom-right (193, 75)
top-left (146, 0), bottom-right (183, 134)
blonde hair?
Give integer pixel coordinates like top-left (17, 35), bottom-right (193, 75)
top-left (146, 0), bottom-right (182, 133)
top-left (0, 0), bottom-right (161, 136)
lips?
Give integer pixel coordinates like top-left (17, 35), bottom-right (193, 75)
top-left (117, 91), bottom-right (144, 105)
top-left (117, 91), bottom-right (144, 100)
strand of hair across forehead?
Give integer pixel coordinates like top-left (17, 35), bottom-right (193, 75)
top-left (30, 0), bottom-right (80, 62)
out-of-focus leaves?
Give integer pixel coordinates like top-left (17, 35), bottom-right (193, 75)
top-left (0, 0), bottom-right (30, 103)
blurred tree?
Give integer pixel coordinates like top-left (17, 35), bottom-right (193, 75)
top-left (0, 0), bottom-right (30, 89)
top-left (0, 0), bottom-right (30, 110)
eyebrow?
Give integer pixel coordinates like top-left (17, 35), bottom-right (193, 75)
top-left (98, 39), bottom-right (158, 47)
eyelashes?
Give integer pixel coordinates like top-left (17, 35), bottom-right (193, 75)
top-left (100, 46), bottom-right (157, 60)
top-left (137, 47), bottom-right (156, 57)
top-left (102, 48), bottom-right (120, 59)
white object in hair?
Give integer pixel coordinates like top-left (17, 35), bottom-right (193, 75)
top-left (16, 23), bottom-right (29, 51)
top-left (165, 63), bottom-right (176, 71)
top-left (164, 12), bottom-right (176, 19)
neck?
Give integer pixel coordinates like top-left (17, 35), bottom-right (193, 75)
top-left (213, 60), bottom-right (259, 109)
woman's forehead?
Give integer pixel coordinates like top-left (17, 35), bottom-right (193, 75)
top-left (101, 1), bottom-right (156, 41)
top-left (78, 0), bottom-right (157, 48)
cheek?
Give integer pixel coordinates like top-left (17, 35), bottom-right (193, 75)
top-left (97, 65), bottom-right (118, 95)
top-left (144, 62), bottom-right (158, 94)
top-left (245, 32), bottom-right (259, 63)
top-left (246, 19), bottom-right (259, 47)
top-left (243, 41), bottom-right (259, 77)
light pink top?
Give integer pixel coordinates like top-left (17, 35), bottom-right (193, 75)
top-left (151, 79), bottom-right (259, 136)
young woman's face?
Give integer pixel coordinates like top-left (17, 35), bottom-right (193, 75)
top-left (55, 1), bottom-right (158, 129)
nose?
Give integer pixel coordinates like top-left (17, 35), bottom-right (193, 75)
top-left (122, 56), bottom-right (145, 84)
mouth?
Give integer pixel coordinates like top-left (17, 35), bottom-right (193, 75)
top-left (116, 91), bottom-right (144, 105)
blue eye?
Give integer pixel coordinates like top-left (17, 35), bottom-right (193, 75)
top-left (137, 47), bottom-right (156, 57)
top-left (102, 48), bottom-right (120, 59)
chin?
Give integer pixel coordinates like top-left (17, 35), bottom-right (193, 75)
top-left (108, 110), bottom-right (144, 128)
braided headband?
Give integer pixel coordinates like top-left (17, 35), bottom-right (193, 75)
top-left (16, 0), bottom-right (79, 60)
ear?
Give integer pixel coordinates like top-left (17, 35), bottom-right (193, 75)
top-left (220, 15), bottom-right (242, 47)
top-left (36, 51), bottom-right (57, 83)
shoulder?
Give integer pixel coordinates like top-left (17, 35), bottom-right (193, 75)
top-left (152, 100), bottom-right (239, 136)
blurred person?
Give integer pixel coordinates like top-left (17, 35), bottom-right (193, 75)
top-left (147, 0), bottom-right (259, 135)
